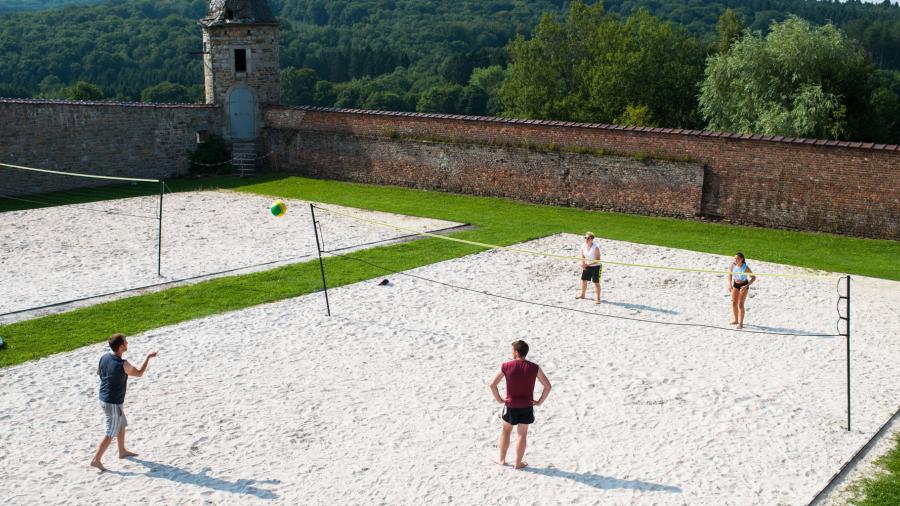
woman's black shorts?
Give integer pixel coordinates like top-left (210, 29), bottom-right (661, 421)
top-left (733, 280), bottom-right (749, 290)
top-left (502, 406), bottom-right (535, 425)
top-left (581, 265), bottom-right (601, 283)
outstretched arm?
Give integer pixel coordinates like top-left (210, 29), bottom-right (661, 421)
top-left (124, 351), bottom-right (158, 377)
top-left (533, 367), bottom-right (552, 406)
top-left (747, 266), bottom-right (756, 287)
top-left (489, 371), bottom-right (505, 404)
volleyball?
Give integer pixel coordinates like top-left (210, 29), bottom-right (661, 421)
top-left (270, 200), bottom-right (287, 217)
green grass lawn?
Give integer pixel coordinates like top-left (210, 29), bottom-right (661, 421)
top-left (0, 174), bottom-right (897, 369)
top-left (849, 433), bottom-right (900, 506)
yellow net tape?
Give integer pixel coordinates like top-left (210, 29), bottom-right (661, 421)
top-left (314, 203), bottom-right (840, 280)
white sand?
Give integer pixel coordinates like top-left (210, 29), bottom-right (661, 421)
top-left (0, 191), bottom-right (461, 318)
top-left (1, 234), bottom-right (898, 505)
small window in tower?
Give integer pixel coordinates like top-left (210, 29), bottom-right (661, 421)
top-left (234, 49), bottom-right (247, 73)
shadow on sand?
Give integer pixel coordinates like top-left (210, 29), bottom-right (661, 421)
top-left (602, 300), bottom-right (680, 315)
top-left (742, 324), bottom-right (837, 337)
top-left (521, 466), bottom-right (682, 493)
top-left (128, 458), bottom-right (280, 499)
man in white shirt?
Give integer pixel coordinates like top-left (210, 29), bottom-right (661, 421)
top-left (577, 232), bottom-right (602, 304)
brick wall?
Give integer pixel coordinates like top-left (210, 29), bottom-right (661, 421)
top-left (265, 129), bottom-right (704, 217)
top-left (0, 99), bottom-right (221, 196)
top-left (264, 106), bottom-right (900, 239)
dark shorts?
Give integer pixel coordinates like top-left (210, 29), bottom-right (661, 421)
top-left (733, 280), bottom-right (749, 290)
top-left (581, 265), bottom-right (601, 283)
top-left (502, 406), bottom-right (535, 425)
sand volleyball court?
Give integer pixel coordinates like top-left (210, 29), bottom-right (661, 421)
top-left (1, 234), bottom-right (898, 504)
top-left (0, 190), bottom-right (460, 318)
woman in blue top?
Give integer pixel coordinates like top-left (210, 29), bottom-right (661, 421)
top-left (728, 252), bottom-right (756, 329)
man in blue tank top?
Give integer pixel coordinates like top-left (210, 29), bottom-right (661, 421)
top-left (89, 333), bottom-right (157, 472)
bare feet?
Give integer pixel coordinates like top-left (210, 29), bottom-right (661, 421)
top-left (736, 324), bottom-right (743, 329)
top-left (119, 450), bottom-right (138, 459)
top-left (576, 295), bottom-right (585, 299)
top-left (595, 300), bottom-right (601, 305)
top-left (514, 461), bottom-right (528, 470)
top-left (89, 460), bottom-right (107, 472)
top-left (729, 320), bottom-right (738, 325)
top-left (495, 459), bottom-right (508, 466)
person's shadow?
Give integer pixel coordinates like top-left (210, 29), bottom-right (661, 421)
top-left (521, 466), bottom-right (682, 493)
top-left (743, 323), bottom-right (836, 337)
top-left (602, 300), bottom-right (679, 315)
top-left (127, 458), bottom-right (280, 499)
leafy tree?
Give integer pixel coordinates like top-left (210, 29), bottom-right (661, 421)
top-left (500, 3), bottom-right (705, 128)
top-left (500, 2), bottom-right (607, 121)
top-left (0, 84), bottom-right (30, 98)
top-left (458, 86), bottom-right (489, 115)
top-left (614, 104), bottom-right (656, 127)
top-left (65, 81), bottom-right (104, 101)
top-left (716, 9), bottom-right (746, 53)
top-left (469, 65), bottom-right (507, 115)
top-left (363, 90), bottom-right (408, 111)
top-left (699, 16), bottom-right (884, 140)
top-left (313, 81), bottom-right (337, 106)
top-left (280, 67), bottom-right (319, 105)
top-left (141, 81), bottom-right (194, 103)
top-left (416, 84), bottom-right (464, 113)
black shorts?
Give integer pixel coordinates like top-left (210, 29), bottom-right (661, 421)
top-left (502, 406), bottom-right (535, 425)
top-left (733, 280), bottom-right (749, 290)
top-left (581, 265), bottom-right (601, 283)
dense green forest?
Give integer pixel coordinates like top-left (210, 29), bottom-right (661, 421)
top-left (1, 0), bottom-right (899, 141)
top-left (0, 0), bottom-right (100, 14)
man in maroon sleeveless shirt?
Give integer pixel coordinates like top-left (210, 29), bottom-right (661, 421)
top-left (489, 340), bottom-right (552, 469)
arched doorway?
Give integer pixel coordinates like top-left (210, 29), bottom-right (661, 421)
top-left (228, 86), bottom-right (256, 139)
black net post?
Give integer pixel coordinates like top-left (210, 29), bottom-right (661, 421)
top-left (157, 181), bottom-right (164, 277)
top-left (838, 275), bottom-right (851, 431)
top-left (309, 203), bottom-right (331, 316)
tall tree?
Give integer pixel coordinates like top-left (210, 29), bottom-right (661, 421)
top-left (699, 16), bottom-right (886, 141)
top-left (280, 67), bottom-right (320, 106)
top-left (717, 9), bottom-right (746, 53)
top-left (500, 3), bottom-right (705, 128)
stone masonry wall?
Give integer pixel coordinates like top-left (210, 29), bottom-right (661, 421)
top-left (203, 24), bottom-right (280, 105)
top-left (263, 106), bottom-right (900, 239)
top-left (266, 129), bottom-right (704, 217)
top-left (0, 99), bottom-right (221, 196)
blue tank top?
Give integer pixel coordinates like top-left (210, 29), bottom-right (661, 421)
top-left (732, 263), bottom-right (749, 282)
top-left (98, 353), bottom-right (128, 404)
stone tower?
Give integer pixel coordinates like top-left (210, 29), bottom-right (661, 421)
top-left (201, 0), bottom-right (280, 140)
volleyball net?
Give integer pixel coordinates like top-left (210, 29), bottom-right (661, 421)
top-left (0, 162), bottom-right (166, 312)
top-left (307, 202), bottom-right (855, 429)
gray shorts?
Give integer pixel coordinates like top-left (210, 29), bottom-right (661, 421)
top-left (100, 402), bottom-right (127, 438)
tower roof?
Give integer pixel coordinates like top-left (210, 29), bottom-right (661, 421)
top-left (202, 0), bottom-right (276, 26)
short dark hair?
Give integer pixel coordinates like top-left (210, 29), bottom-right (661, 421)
top-left (512, 340), bottom-right (529, 358)
top-left (108, 333), bottom-right (126, 352)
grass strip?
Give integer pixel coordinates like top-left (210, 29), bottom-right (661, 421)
top-left (1, 175), bottom-right (897, 368)
top-left (849, 433), bottom-right (900, 505)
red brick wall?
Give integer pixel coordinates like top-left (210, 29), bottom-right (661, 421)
top-left (263, 106), bottom-right (900, 239)
top-left (264, 129), bottom-right (705, 217)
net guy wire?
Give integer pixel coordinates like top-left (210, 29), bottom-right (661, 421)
top-left (311, 203), bottom-right (839, 280)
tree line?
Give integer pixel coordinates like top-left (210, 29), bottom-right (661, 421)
top-left (1, 0), bottom-right (898, 141)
